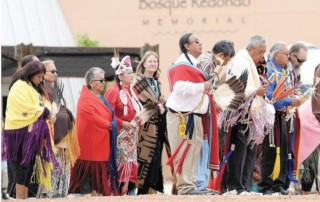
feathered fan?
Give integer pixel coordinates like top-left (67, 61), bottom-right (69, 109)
top-left (51, 79), bottom-right (64, 116)
top-left (213, 70), bottom-right (248, 111)
top-left (300, 76), bottom-right (320, 102)
top-left (117, 102), bottom-right (158, 139)
top-left (271, 74), bottom-right (297, 102)
top-left (197, 52), bottom-right (247, 111)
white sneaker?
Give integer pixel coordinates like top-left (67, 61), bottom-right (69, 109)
top-left (238, 191), bottom-right (251, 195)
top-left (250, 192), bottom-right (263, 196)
top-left (68, 193), bottom-right (82, 198)
top-left (222, 189), bottom-right (237, 196)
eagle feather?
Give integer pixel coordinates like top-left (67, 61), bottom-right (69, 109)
top-left (213, 71), bottom-right (247, 111)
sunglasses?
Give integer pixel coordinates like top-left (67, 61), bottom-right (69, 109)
top-left (92, 79), bottom-right (106, 83)
top-left (294, 55), bottom-right (306, 64)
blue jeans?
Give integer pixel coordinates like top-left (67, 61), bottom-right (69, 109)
top-left (196, 139), bottom-right (210, 190)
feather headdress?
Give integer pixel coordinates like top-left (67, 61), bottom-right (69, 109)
top-left (111, 47), bottom-right (120, 69)
top-left (111, 48), bottom-right (133, 75)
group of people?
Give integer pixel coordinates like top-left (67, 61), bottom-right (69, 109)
top-left (2, 33), bottom-right (320, 199)
top-left (167, 33), bottom-right (319, 196)
top-left (2, 55), bottom-right (80, 199)
top-left (2, 50), bottom-right (169, 198)
top-left (68, 51), bottom-right (168, 197)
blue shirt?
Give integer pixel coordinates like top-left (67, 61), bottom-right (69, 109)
top-left (266, 60), bottom-right (292, 111)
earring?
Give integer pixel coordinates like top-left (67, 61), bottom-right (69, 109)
top-left (120, 81), bottom-right (122, 86)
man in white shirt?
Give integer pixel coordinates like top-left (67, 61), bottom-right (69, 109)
top-left (166, 33), bottom-right (215, 195)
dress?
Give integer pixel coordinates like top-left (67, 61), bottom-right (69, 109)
top-left (69, 85), bottom-right (117, 196)
top-left (2, 80), bottom-right (57, 198)
top-left (41, 82), bottom-right (80, 197)
top-left (104, 84), bottom-right (142, 195)
top-left (133, 74), bottom-right (168, 194)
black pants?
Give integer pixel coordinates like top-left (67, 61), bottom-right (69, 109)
top-left (7, 146), bottom-right (36, 198)
top-left (258, 114), bottom-right (288, 193)
top-left (219, 128), bottom-right (228, 194)
top-left (301, 146), bottom-right (320, 192)
top-left (226, 123), bottom-right (258, 193)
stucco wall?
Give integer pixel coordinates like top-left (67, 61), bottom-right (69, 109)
top-left (59, 0), bottom-right (320, 97)
top-left (59, 0), bottom-right (320, 181)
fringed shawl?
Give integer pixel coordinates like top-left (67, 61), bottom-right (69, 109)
top-left (76, 85), bottom-right (119, 194)
top-left (3, 113), bottom-right (57, 167)
top-left (312, 65), bottom-right (320, 122)
top-left (43, 82), bottom-right (80, 167)
top-left (43, 82), bottom-right (69, 144)
top-left (221, 49), bottom-right (274, 146)
top-left (5, 80), bottom-right (46, 130)
top-left (133, 74), bottom-right (167, 192)
top-left (168, 62), bottom-right (220, 170)
top-left (3, 79), bottom-right (56, 164)
top-left (76, 85), bottom-right (112, 161)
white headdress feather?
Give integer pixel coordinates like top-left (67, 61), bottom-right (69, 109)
top-left (111, 47), bottom-right (120, 69)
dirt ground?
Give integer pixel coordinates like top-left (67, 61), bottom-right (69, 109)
top-left (9, 194), bottom-right (320, 202)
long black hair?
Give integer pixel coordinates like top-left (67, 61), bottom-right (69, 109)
top-left (9, 60), bottom-right (46, 95)
top-left (179, 33), bottom-right (194, 65)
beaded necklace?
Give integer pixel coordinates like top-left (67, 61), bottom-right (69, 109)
top-left (119, 86), bottom-right (142, 116)
top-left (146, 77), bottom-right (160, 99)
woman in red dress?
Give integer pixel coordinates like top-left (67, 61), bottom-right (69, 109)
top-left (69, 67), bottom-right (118, 196)
top-left (105, 56), bottom-right (142, 195)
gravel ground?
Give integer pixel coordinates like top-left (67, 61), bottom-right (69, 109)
top-left (3, 180), bottom-right (320, 201)
top-left (8, 194), bottom-right (320, 202)
top-left (4, 182), bottom-right (319, 202)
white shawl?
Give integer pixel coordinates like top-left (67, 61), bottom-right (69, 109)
top-left (225, 49), bottom-right (274, 145)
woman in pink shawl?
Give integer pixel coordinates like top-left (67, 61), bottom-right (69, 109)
top-left (298, 64), bottom-right (320, 194)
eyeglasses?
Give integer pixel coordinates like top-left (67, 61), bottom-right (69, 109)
top-left (279, 52), bottom-right (289, 57)
top-left (294, 54), bottom-right (306, 64)
top-left (47, 70), bottom-right (58, 74)
top-left (92, 79), bottom-right (106, 83)
top-left (189, 40), bottom-right (202, 45)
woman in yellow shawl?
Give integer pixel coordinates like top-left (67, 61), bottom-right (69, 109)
top-left (2, 61), bottom-right (57, 199)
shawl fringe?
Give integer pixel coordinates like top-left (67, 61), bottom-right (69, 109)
top-left (57, 122), bottom-right (80, 167)
top-left (69, 160), bottom-right (114, 196)
top-left (2, 114), bottom-right (58, 169)
top-left (218, 92), bottom-right (274, 147)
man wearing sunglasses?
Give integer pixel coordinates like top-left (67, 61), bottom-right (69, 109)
top-left (288, 43), bottom-right (308, 85)
top-left (287, 43), bottom-right (308, 195)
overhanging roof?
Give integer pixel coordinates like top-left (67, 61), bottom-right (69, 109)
top-left (1, 44), bottom-right (159, 79)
